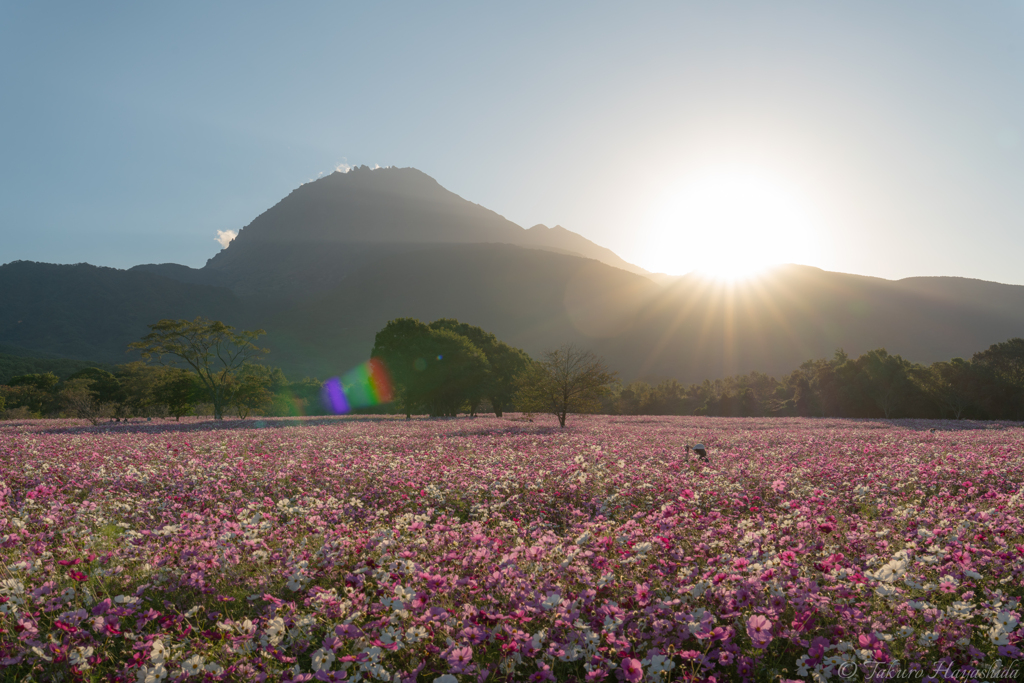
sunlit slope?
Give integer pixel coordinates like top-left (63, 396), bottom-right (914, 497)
top-left (260, 247), bottom-right (1024, 383)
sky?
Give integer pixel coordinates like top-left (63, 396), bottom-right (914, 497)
top-left (2, 2), bottom-right (1024, 284)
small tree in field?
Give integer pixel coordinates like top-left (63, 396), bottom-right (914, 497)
top-left (129, 318), bottom-right (267, 420)
top-left (515, 344), bottom-right (616, 427)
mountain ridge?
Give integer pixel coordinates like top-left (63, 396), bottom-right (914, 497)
top-left (3, 167), bottom-right (1022, 383)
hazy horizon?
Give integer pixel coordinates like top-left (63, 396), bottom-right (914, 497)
top-left (3, 3), bottom-right (1023, 285)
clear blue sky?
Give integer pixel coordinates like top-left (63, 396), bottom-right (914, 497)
top-left (3, 2), bottom-right (1023, 284)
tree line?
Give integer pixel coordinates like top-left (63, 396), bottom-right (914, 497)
top-left (1, 314), bottom-right (1021, 422)
top-left (0, 318), bottom-right (323, 422)
top-left (603, 339), bottom-right (1024, 421)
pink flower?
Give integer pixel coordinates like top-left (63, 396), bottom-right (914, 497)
top-left (746, 615), bottom-right (773, 648)
top-left (621, 658), bottom-right (643, 683)
top-left (447, 646), bottom-right (473, 674)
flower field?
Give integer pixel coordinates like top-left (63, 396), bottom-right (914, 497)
top-left (1, 415), bottom-right (1023, 682)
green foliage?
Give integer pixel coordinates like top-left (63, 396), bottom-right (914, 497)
top-left (371, 319), bottom-right (491, 417)
top-left (427, 319), bottom-right (531, 417)
top-left (8, 372), bottom-right (60, 391)
top-left (129, 317), bottom-right (268, 420)
top-left (1, 372), bottom-right (60, 415)
top-left (152, 368), bottom-right (202, 421)
top-left (59, 377), bottom-right (116, 424)
top-left (0, 348), bottom-right (114, 385)
top-left (67, 367), bottom-right (124, 405)
top-left (372, 318), bottom-right (528, 418)
top-left (230, 365), bottom-right (287, 418)
top-left (972, 337), bottom-right (1024, 419)
top-left (115, 362), bottom-right (168, 417)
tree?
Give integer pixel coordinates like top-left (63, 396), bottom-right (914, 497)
top-left (59, 378), bottom-right (115, 424)
top-left (128, 317), bottom-right (268, 420)
top-left (928, 358), bottom-right (978, 419)
top-left (860, 349), bottom-right (915, 418)
top-left (515, 344), bottom-right (616, 427)
top-left (152, 368), bottom-right (201, 421)
top-left (3, 372), bottom-right (60, 416)
top-left (427, 319), bottom-right (531, 416)
top-left (230, 365), bottom-right (286, 418)
top-left (420, 329), bottom-right (490, 417)
top-left (371, 318), bottom-right (494, 417)
top-left (973, 338), bottom-right (1024, 419)
top-left (67, 368), bottom-right (124, 406)
top-left (115, 362), bottom-right (168, 417)
top-left (371, 318), bottom-right (435, 418)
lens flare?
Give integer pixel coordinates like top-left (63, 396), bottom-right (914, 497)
top-left (321, 358), bottom-right (394, 414)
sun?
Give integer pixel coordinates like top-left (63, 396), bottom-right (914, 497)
top-left (641, 168), bottom-right (821, 280)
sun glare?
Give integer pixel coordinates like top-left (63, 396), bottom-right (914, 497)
top-left (642, 168), bottom-right (821, 281)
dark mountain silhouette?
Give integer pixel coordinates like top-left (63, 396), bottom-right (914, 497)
top-left (0, 261), bottom-right (245, 364)
top-left (3, 167), bottom-right (1023, 383)
top-left (257, 247), bottom-right (1024, 382)
top-left (130, 166), bottom-right (650, 296)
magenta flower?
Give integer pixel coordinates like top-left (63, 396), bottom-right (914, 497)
top-left (621, 658), bottom-right (643, 683)
top-left (746, 615), bottom-right (773, 648)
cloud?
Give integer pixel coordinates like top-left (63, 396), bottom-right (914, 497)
top-left (335, 162), bottom-right (351, 173)
top-left (215, 230), bottom-right (237, 249)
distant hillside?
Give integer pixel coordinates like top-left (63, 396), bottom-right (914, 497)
top-left (161, 166), bottom-right (652, 296)
top-left (0, 344), bottom-right (114, 384)
top-left (257, 247), bottom-right (1024, 382)
top-left (4, 166), bottom-right (1023, 384)
top-left (0, 261), bottom-right (247, 365)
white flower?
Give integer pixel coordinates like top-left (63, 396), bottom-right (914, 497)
top-left (204, 663), bottom-right (225, 675)
top-left (434, 676), bottom-right (459, 683)
top-left (150, 639), bottom-right (168, 664)
top-left (988, 627), bottom-right (1010, 646)
top-left (181, 655), bottom-right (204, 676)
top-left (137, 664), bottom-right (168, 683)
top-left (995, 611), bottom-right (1019, 631)
top-left (262, 616), bottom-right (286, 646)
top-left (69, 646), bottom-right (94, 668)
top-left (311, 647), bottom-right (336, 672)
top-left (542, 592), bottom-right (562, 610)
top-left (645, 654), bottom-right (675, 674)
top-left (875, 584), bottom-right (898, 598)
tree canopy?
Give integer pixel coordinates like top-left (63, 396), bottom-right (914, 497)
top-left (128, 317), bottom-right (268, 420)
top-left (371, 318), bottom-right (530, 417)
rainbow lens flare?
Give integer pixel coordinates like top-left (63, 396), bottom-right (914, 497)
top-left (321, 358), bottom-right (394, 414)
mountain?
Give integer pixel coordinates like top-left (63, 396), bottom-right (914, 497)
top-left (0, 261), bottom-right (246, 365)
top-left (130, 166), bottom-right (650, 296)
top-left (519, 223), bottom-right (651, 277)
top-left (4, 167), bottom-right (1023, 384)
top-left (258, 250), bottom-right (1024, 382)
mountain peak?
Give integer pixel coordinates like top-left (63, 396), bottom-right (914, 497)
top-left (203, 168), bottom-right (651, 295)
